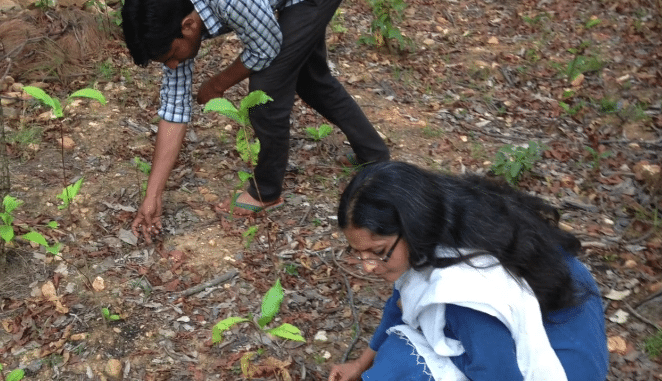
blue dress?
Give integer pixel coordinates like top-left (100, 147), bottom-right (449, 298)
top-left (361, 256), bottom-right (609, 381)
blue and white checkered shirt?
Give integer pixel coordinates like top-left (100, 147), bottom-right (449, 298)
top-left (159, 0), bottom-right (304, 123)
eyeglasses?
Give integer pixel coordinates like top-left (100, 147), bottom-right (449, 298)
top-left (346, 234), bottom-right (401, 263)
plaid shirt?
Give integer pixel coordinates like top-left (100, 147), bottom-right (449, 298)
top-left (159, 0), bottom-right (304, 123)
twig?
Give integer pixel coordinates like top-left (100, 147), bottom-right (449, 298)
top-left (298, 204), bottom-right (313, 226)
top-left (178, 269), bottom-right (238, 297)
top-left (341, 272), bottom-right (360, 363)
top-left (624, 301), bottom-right (661, 331)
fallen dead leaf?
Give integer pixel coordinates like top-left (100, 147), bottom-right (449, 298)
top-left (93, 276), bottom-right (106, 291)
top-left (607, 336), bottom-right (627, 355)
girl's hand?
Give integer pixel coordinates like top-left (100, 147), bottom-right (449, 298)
top-left (327, 361), bottom-right (364, 381)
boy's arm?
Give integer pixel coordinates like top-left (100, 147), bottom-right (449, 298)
top-left (197, 56), bottom-right (251, 104)
top-left (132, 120), bottom-right (187, 242)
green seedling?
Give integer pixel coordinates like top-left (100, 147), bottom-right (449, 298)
top-left (305, 124), bottom-right (333, 141)
top-left (133, 157), bottom-right (151, 197)
top-left (56, 178), bottom-right (84, 210)
top-left (359, 0), bottom-right (414, 53)
top-left (284, 263), bottom-right (299, 276)
top-left (331, 9), bottom-right (348, 33)
top-left (644, 329), bottom-right (662, 358)
top-left (211, 279), bottom-right (305, 344)
top-left (23, 87), bottom-right (106, 119)
top-left (490, 141), bottom-right (544, 186)
top-left (242, 225), bottom-right (259, 248)
top-left (133, 156), bottom-right (152, 174)
top-left (584, 146), bottom-right (611, 169)
top-left (0, 364), bottom-right (25, 381)
top-left (101, 307), bottom-right (121, 321)
top-left (204, 91), bottom-right (272, 168)
top-left (585, 18), bottom-right (601, 29)
top-left (559, 101), bottom-right (584, 116)
top-left (1, 195), bottom-right (61, 255)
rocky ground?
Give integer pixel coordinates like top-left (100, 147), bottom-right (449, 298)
top-left (0, 0), bottom-right (661, 380)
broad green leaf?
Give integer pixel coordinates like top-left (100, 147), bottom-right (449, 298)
top-left (236, 129), bottom-right (260, 166)
top-left (258, 279), bottom-right (283, 329)
top-left (47, 221), bottom-right (59, 229)
top-left (510, 161), bottom-right (522, 179)
top-left (204, 98), bottom-right (242, 124)
top-left (0, 212), bottom-right (12, 227)
top-left (23, 86), bottom-right (56, 109)
top-left (3, 195), bottom-right (22, 214)
top-left (109, 314), bottom-right (121, 321)
top-left (22, 231), bottom-right (49, 247)
top-left (45, 242), bottom-right (61, 255)
top-left (102, 308), bottom-right (111, 319)
top-left (211, 317), bottom-right (249, 344)
top-left (0, 363), bottom-right (3, 371)
top-left (0, 225), bottom-right (14, 243)
top-left (318, 124), bottom-right (333, 138)
top-left (238, 90), bottom-right (273, 125)
top-left (7, 368), bottom-right (25, 381)
top-left (57, 177), bottom-right (84, 209)
top-left (238, 171), bottom-right (253, 182)
top-left (267, 323), bottom-right (305, 342)
top-left (69, 88), bottom-right (107, 105)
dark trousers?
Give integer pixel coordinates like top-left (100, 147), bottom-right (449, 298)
top-left (247, 0), bottom-right (390, 202)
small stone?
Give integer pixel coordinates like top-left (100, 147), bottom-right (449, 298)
top-left (314, 330), bottom-right (328, 341)
top-left (624, 259), bottom-right (637, 268)
top-left (60, 136), bottom-right (76, 150)
top-left (92, 276), bottom-right (106, 291)
top-left (104, 359), bottom-right (122, 380)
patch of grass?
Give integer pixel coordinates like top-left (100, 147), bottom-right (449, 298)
top-left (644, 330), bottom-right (662, 358)
top-left (421, 123), bottom-right (444, 138)
top-left (8, 125), bottom-right (42, 146)
top-left (97, 59), bottom-right (115, 81)
top-left (490, 141), bottom-right (545, 186)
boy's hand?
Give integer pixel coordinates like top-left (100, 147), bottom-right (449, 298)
top-left (131, 195), bottom-right (163, 244)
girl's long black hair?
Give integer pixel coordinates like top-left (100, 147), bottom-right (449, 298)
top-left (338, 161), bottom-right (582, 315)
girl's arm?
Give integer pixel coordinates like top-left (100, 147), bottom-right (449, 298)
top-left (419, 303), bottom-right (524, 381)
top-left (369, 289), bottom-right (404, 351)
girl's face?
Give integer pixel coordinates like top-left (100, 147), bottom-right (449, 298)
top-left (343, 225), bottom-right (410, 282)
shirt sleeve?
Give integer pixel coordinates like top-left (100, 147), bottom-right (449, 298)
top-left (223, 0), bottom-right (282, 71)
top-left (440, 304), bottom-right (524, 381)
top-left (369, 289), bottom-right (404, 352)
top-left (158, 59), bottom-right (195, 123)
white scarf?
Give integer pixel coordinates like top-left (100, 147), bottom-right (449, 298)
top-left (388, 248), bottom-right (568, 381)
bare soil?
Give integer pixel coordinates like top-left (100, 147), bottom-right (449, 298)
top-left (1, 0), bottom-right (661, 380)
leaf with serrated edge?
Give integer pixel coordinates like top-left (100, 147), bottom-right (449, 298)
top-left (204, 98), bottom-right (242, 124)
top-left (69, 89), bottom-right (107, 105)
top-left (238, 90), bottom-right (273, 125)
top-left (22, 231), bottom-right (49, 246)
top-left (0, 225), bottom-right (14, 243)
top-left (267, 323), bottom-right (305, 342)
top-left (7, 368), bottom-right (25, 381)
top-left (259, 279), bottom-right (283, 329)
top-left (212, 317), bottom-right (249, 343)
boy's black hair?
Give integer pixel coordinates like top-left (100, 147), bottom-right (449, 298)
top-left (338, 161), bottom-right (583, 316)
top-left (121, 0), bottom-right (195, 66)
